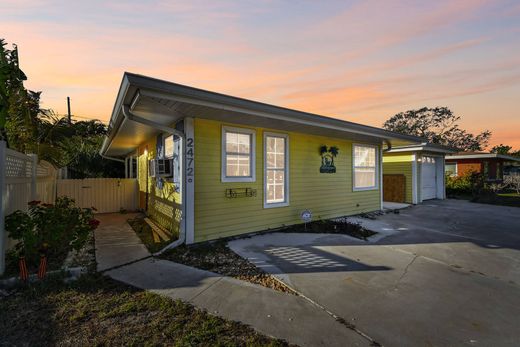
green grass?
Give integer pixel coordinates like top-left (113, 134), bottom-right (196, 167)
top-left (498, 192), bottom-right (520, 198)
top-left (0, 273), bottom-right (292, 346)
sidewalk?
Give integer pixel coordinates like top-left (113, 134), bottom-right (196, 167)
top-left (95, 213), bottom-right (368, 347)
top-left (95, 213), bottom-right (150, 271)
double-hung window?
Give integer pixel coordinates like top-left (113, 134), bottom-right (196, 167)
top-left (353, 144), bottom-right (378, 190)
top-left (264, 132), bottom-right (288, 207)
top-left (222, 126), bottom-right (256, 182)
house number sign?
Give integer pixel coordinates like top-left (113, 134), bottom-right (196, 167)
top-left (186, 137), bottom-right (194, 183)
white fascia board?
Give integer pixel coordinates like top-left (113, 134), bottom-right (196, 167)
top-left (387, 146), bottom-right (454, 154)
top-left (447, 154), bottom-right (520, 162)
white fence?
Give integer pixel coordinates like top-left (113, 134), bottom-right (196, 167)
top-left (0, 140), bottom-right (139, 274)
top-left (0, 141), bottom-right (57, 273)
top-left (56, 178), bottom-right (138, 213)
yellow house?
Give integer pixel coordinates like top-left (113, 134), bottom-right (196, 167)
top-left (100, 73), bottom-right (425, 247)
top-left (382, 144), bottom-right (455, 204)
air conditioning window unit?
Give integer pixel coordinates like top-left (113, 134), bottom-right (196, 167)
top-left (149, 159), bottom-right (173, 178)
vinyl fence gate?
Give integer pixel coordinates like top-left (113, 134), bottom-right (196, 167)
top-left (56, 178), bottom-right (138, 214)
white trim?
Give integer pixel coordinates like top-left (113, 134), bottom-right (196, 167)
top-left (185, 117), bottom-right (195, 245)
top-left (263, 132), bottom-right (289, 209)
top-left (221, 126), bottom-right (256, 183)
top-left (386, 145), bottom-right (455, 154)
top-left (446, 153), bottom-right (520, 162)
top-left (352, 144), bottom-right (379, 191)
top-left (411, 153), bottom-right (418, 204)
top-left (419, 153), bottom-right (445, 202)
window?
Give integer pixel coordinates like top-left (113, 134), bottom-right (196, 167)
top-left (445, 163), bottom-right (457, 177)
top-left (483, 161), bottom-right (490, 178)
top-left (353, 144), bottom-right (378, 190)
top-left (164, 135), bottom-right (174, 158)
top-left (222, 127), bottom-right (256, 182)
top-left (264, 133), bottom-right (289, 207)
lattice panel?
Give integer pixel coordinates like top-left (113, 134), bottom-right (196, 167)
top-left (5, 154), bottom-right (33, 178)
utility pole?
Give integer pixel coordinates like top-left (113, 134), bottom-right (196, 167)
top-left (67, 96), bottom-right (71, 125)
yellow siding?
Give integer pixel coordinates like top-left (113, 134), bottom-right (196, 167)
top-left (194, 118), bottom-right (382, 242)
top-left (137, 136), bottom-right (182, 238)
top-left (382, 153), bottom-right (414, 203)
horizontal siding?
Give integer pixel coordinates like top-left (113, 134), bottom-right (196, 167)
top-left (382, 153), bottom-right (414, 203)
top-left (137, 136), bottom-right (182, 238)
top-left (194, 118), bottom-right (381, 242)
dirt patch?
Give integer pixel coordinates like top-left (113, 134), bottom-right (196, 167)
top-left (162, 242), bottom-right (297, 295)
top-left (279, 218), bottom-right (376, 240)
top-left (0, 273), bottom-right (293, 346)
top-left (127, 216), bottom-right (170, 253)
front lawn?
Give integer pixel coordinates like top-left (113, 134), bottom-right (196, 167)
top-left (450, 191), bottom-right (520, 208)
top-left (0, 273), bottom-right (291, 346)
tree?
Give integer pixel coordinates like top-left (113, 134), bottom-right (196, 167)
top-left (0, 39), bottom-right (39, 148)
top-left (0, 38), bottom-right (123, 178)
top-left (490, 144), bottom-right (520, 157)
top-left (383, 107), bottom-right (491, 151)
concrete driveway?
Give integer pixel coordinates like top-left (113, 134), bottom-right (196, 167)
top-left (229, 200), bottom-right (520, 347)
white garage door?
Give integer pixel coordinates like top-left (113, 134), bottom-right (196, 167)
top-left (421, 156), bottom-right (437, 200)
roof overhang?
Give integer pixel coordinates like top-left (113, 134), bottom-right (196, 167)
top-left (101, 72), bottom-right (427, 157)
top-left (446, 153), bottom-right (520, 162)
top-left (385, 143), bottom-right (457, 155)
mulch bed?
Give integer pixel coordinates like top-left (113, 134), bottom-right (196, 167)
top-left (0, 273), bottom-right (293, 346)
top-left (162, 242), bottom-right (297, 295)
top-left (278, 219), bottom-right (376, 240)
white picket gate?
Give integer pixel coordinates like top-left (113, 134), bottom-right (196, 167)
top-left (56, 178), bottom-right (138, 213)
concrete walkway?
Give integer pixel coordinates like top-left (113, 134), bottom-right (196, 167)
top-left (95, 213), bottom-right (369, 347)
top-left (95, 213), bottom-right (150, 271)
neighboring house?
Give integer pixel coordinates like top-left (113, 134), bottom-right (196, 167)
top-left (445, 152), bottom-right (520, 181)
top-left (382, 144), bottom-right (455, 204)
top-left (100, 73), bottom-right (425, 245)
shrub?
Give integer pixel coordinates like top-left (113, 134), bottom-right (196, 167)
top-left (446, 171), bottom-right (486, 197)
top-left (5, 197), bottom-right (99, 268)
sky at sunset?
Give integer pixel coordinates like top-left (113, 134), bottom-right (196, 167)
top-left (2, 0), bottom-right (520, 149)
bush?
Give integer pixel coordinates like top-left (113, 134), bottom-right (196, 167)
top-left (446, 171), bottom-right (485, 197)
top-left (5, 197), bottom-right (99, 269)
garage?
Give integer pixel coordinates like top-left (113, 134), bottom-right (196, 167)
top-left (382, 144), bottom-right (453, 204)
top-left (421, 156), bottom-right (437, 200)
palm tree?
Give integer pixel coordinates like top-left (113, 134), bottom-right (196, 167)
top-left (328, 146), bottom-right (339, 165)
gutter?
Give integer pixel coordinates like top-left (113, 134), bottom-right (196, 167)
top-left (120, 104), bottom-right (187, 254)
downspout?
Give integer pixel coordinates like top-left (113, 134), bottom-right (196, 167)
top-left (382, 139), bottom-right (392, 153)
top-left (380, 139), bottom-right (392, 211)
top-left (120, 105), bottom-right (187, 254)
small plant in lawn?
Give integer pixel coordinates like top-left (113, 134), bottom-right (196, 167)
top-left (5, 197), bottom-right (100, 277)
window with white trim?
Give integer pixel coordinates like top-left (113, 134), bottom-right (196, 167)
top-left (264, 133), bottom-right (288, 206)
top-left (222, 127), bottom-right (256, 182)
top-left (353, 145), bottom-right (378, 190)
top-left (445, 163), bottom-right (457, 177)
